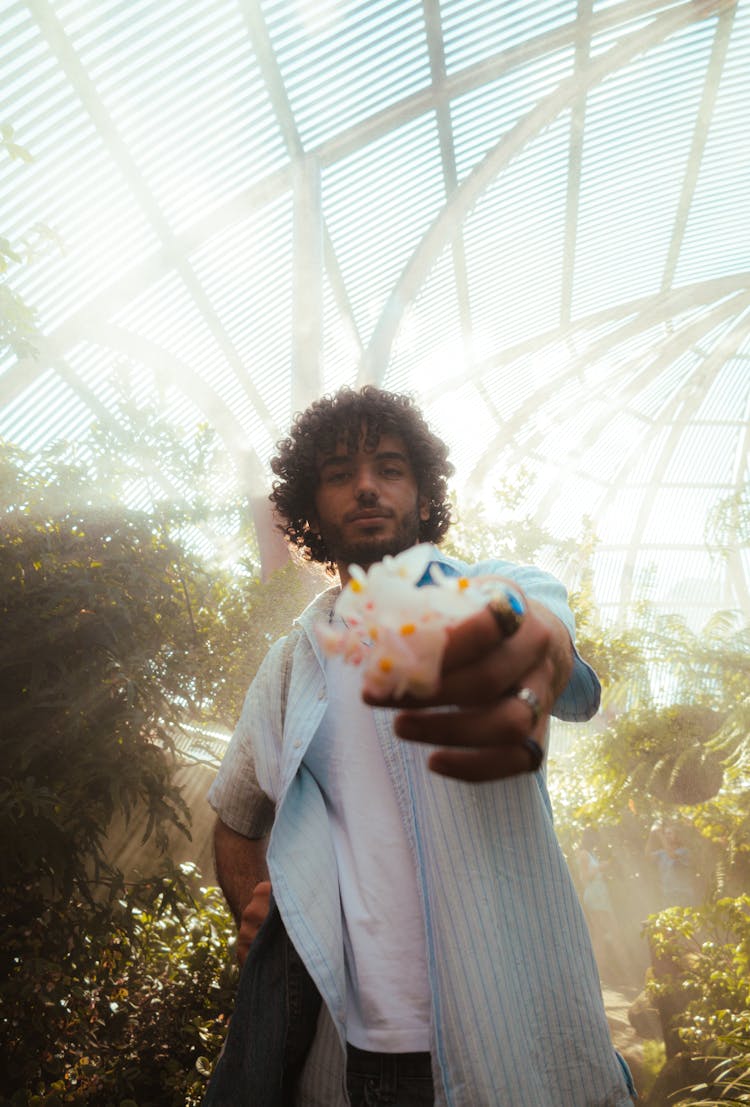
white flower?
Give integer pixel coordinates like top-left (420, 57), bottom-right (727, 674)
top-left (316, 545), bottom-right (518, 700)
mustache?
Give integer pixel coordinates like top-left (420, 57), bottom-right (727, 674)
top-left (345, 507), bottom-right (394, 522)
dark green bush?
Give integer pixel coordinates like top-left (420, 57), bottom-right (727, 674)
top-left (645, 895), bottom-right (750, 1105)
top-left (1, 866), bottom-right (237, 1106)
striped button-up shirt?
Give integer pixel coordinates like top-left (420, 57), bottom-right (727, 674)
top-left (209, 550), bottom-right (633, 1106)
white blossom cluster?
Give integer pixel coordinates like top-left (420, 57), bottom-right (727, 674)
top-left (316, 544), bottom-right (521, 700)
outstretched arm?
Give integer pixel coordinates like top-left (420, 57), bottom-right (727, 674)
top-left (365, 588), bottom-right (575, 783)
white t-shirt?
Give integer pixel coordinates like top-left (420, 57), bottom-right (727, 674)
top-left (303, 651), bottom-right (431, 1052)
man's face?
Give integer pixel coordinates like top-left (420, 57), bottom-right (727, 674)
top-left (311, 431), bottom-right (430, 576)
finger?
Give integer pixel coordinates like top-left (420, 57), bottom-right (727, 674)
top-left (444, 597), bottom-right (530, 673)
top-left (363, 607), bottom-right (551, 711)
top-left (395, 671), bottom-right (550, 783)
top-left (434, 622), bottom-right (550, 706)
top-left (394, 695), bottom-right (544, 748)
top-left (393, 650), bottom-right (552, 729)
top-left (241, 881), bottom-right (271, 919)
top-left (427, 743), bottom-right (542, 783)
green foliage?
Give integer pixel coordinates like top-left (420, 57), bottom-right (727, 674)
top-left (598, 703), bottom-right (725, 807)
top-left (444, 480), bottom-right (651, 698)
top-left (566, 582), bottom-right (650, 702)
top-left (443, 467), bottom-right (580, 570)
top-left (1, 376), bottom-right (747, 1103)
top-left (641, 1038), bottom-right (667, 1094)
top-left (1, 123), bottom-right (63, 361)
top-left (0, 396), bottom-right (324, 889)
top-left (708, 483), bottom-right (750, 554)
top-left (557, 597), bottom-right (747, 785)
top-left (1, 866), bottom-right (237, 1106)
top-left (645, 897), bottom-right (750, 1106)
top-left (0, 444), bottom-right (223, 902)
top-left (0, 401), bottom-right (322, 1102)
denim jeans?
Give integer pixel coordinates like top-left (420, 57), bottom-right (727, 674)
top-left (202, 900), bottom-right (636, 1106)
top-left (201, 899), bottom-right (321, 1107)
top-left (346, 1043), bottom-right (434, 1107)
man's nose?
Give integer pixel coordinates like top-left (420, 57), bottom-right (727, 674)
top-left (353, 463), bottom-right (379, 499)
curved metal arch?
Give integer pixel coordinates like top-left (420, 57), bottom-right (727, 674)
top-left (51, 322), bottom-right (290, 575)
top-left (424, 273), bottom-right (750, 397)
top-left (461, 279), bottom-right (750, 491)
top-left (472, 296), bottom-right (748, 502)
top-left (612, 309), bottom-right (750, 620)
top-left (531, 306), bottom-right (750, 533)
top-left (8, 0), bottom-right (727, 427)
top-left (356, 0), bottom-right (731, 387)
top-left (9, 0), bottom-right (713, 393)
top-left (81, 325), bottom-right (295, 575)
top-left (531, 304), bottom-right (750, 518)
top-left (26, 0), bottom-right (281, 440)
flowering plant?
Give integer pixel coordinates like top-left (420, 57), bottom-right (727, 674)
top-left (316, 544), bottom-right (522, 699)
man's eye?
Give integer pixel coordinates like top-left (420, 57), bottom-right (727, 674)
top-left (382, 466), bottom-right (404, 477)
top-left (326, 469), bottom-right (349, 483)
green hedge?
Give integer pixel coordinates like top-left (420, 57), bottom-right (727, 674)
top-left (2, 866), bottom-right (236, 1106)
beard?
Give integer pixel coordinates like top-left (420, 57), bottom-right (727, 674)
top-left (319, 507), bottom-right (422, 571)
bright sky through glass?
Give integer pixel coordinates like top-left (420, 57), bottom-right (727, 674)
top-left (0, 0), bottom-right (748, 636)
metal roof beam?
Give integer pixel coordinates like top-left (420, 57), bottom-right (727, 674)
top-left (25, 0), bottom-right (281, 441)
top-left (616, 309), bottom-right (750, 619)
top-left (314, 0), bottom-right (709, 170)
top-left (561, 0), bottom-right (594, 327)
top-left (464, 287), bottom-right (749, 490)
top-left (531, 303), bottom-right (750, 517)
top-left (661, 0), bottom-right (738, 291)
top-left (8, 0), bottom-right (728, 401)
top-left (358, 0), bottom-right (724, 385)
top-left (291, 156), bottom-right (324, 410)
top-left (453, 274), bottom-right (750, 403)
top-left (241, 1), bottom-right (363, 364)
top-left (422, 0), bottom-right (473, 350)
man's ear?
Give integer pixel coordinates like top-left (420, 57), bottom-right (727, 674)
top-left (308, 515), bottom-right (319, 536)
top-left (419, 496), bottom-right (430, 523)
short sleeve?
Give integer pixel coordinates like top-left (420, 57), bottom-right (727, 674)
top-left (206, 639), bottom-right (287, 838)
top-left (468, 559), bottom-right (601, 722)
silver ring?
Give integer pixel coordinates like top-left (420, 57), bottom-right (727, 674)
top-left (515, 686), bottom-right (542, 727)
top-left (486, 587), bottom-right (525, 638)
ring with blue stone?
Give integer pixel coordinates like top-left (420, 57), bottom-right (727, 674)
top-left (485, 585), bottom-right (525, 638)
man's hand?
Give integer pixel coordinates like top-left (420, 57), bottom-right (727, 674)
top-left (364, 588), bottom-right (573, 783)
top-left (236, 880), bottom-right (272, 966)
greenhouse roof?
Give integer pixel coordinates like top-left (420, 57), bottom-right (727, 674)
top-left (1, 0), bottom-right (749, 629)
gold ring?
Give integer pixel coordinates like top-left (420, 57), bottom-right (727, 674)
top-left (486, 587), bottom-right (525, 638)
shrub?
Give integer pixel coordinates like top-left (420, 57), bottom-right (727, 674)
top-left (645, 895), bottom-right (750, 1106)
top-left (1, 866), bottom-right (237, 1106)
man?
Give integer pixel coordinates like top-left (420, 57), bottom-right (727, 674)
top-left (204, 386), bottom-right (635, 1106)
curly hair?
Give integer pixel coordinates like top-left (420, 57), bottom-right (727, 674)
top-left (269, 385), bottom-right (454, 567)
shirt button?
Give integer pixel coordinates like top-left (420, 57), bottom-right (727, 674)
top-left (293, 740), bottom-right (301, 749)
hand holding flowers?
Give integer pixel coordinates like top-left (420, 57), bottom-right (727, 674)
top-left (316, 544), bottom-right (524, 700)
